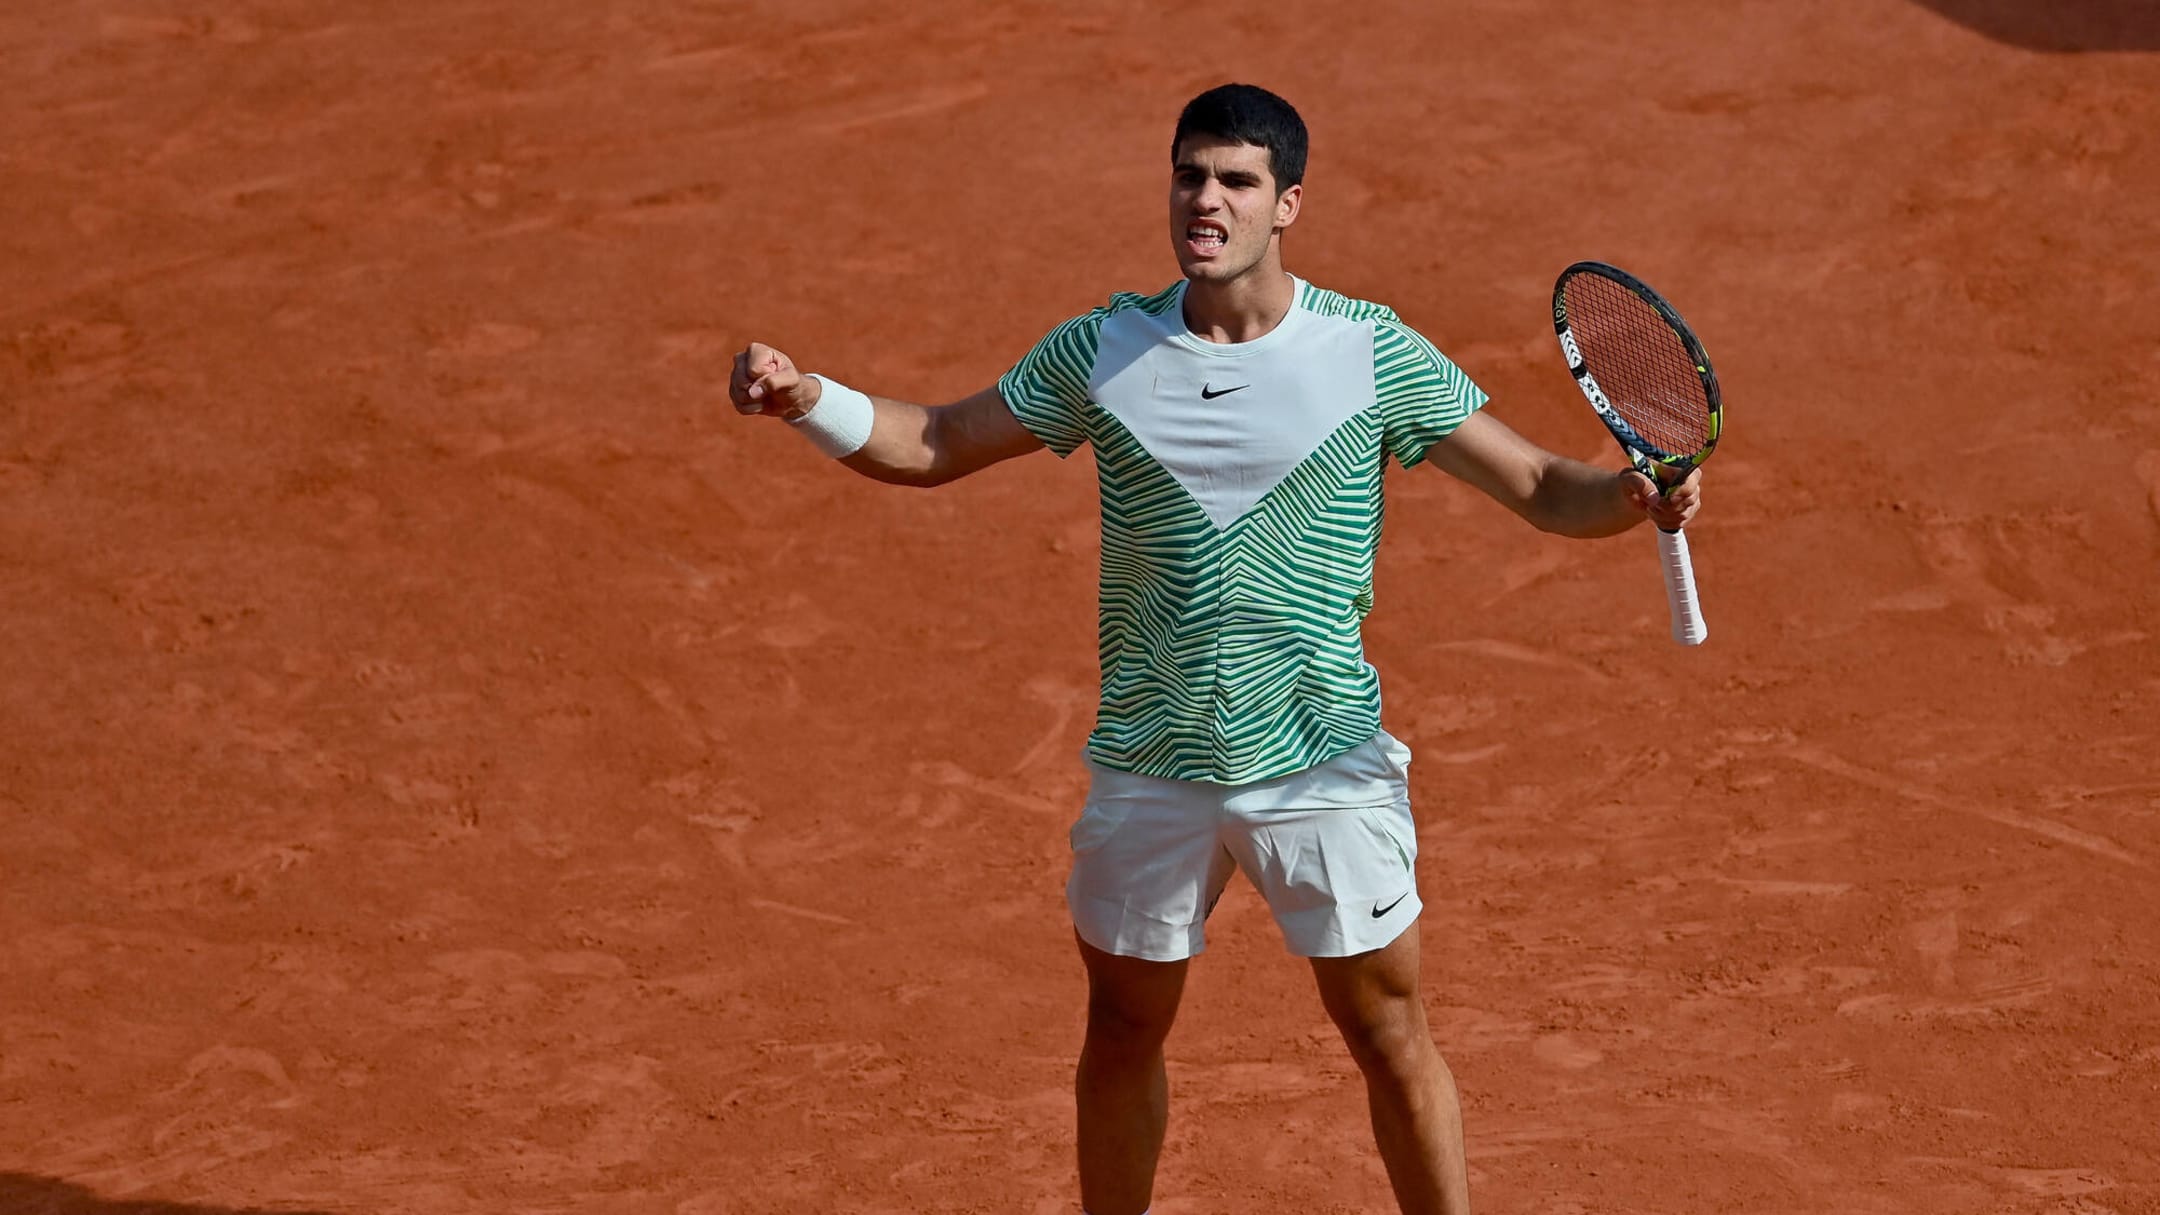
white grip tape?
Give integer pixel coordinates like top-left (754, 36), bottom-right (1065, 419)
top-left (790, 375), bottom-right (876, 458)
top-left (1658, 527), bottom-right (1708, 646)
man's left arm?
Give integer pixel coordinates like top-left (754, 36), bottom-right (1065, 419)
top-left (1424, 410), bottom-right (1701, 538)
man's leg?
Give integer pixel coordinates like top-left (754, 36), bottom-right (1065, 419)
top-left (1075, 933), bottom-right (1189, 1215)
top-left (1309, 926), bottom-right (1470, 1215)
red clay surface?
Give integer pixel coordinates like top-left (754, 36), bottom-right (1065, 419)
top-left (4, 2), bottom-right (2158, 1213)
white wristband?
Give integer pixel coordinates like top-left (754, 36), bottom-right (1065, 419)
top-left (788, 375), bottom-right (876, 458)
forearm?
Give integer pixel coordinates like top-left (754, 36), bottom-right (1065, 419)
top-left (1522, 455), bottom-right (1644, 538)
top-left (782, 376), bottom-right (1033, 488)
top-left (830, 393), bottom-right (947, 487)
top-left (1426, 411), bottom-right (1690, 538)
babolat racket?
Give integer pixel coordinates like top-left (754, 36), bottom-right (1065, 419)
top-left (1553, 260), bottom-right (1723, 646)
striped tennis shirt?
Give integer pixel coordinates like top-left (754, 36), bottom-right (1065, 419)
top-left (998, 277), bottom-right (1486, 785)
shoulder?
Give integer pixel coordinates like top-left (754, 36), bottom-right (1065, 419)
top-left (1293, 279), bottom-right (1402, 325)
top-left (1023, 284), bottom-right (1181, 356)
top-left (1055, 283), bottom-right (1184, 331)
top-left (1112, 282), bottom-right (1184, 317)
top-left (1291, 281), bottom-right (1451, 368)
top-left (1288, 282), bottom-right (1452, 372)
top-left (1019, 285), bottom-right (1173, 368)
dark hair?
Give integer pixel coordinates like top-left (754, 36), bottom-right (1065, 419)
top-left (1171, 83), bottom-right (1308, 191)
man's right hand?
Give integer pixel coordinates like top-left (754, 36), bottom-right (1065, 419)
top-left (729, 343), bottom-right (823, 420)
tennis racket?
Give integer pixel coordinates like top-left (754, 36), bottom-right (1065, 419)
top-left (1552, 261), bottom-right (1723, 646)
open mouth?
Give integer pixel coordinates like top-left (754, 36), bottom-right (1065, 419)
top-left (1184, 220), bottom-right (1227, 256)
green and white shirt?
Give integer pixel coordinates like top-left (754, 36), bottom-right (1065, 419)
top-left (999, 277), bottom-right (1485, 785)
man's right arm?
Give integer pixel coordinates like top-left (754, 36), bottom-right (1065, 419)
top-left (729, 342), bottom-right (1045, 487)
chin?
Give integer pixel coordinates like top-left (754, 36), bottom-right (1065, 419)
top-left (1178, 257), bottom-right (1234, 283)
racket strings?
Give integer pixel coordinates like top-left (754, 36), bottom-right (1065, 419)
top-left (1561, 274), bottom-right (1713, 458)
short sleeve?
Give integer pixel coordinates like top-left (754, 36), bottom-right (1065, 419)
top-left (1372, 317), bottom-right (1488, 468)
top-left (996, 311), bottom-right (1103, 459)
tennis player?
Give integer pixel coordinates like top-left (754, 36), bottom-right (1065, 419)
top-left (729, 83), bottom-right (1701, 1215)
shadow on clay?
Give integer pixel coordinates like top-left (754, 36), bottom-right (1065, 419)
top-left (1910, 0), bottom-right (2160, 50)
top-left (0, 1174), bottom-right (339, 1215)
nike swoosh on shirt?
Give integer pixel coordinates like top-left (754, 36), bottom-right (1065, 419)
top-left (1199, 383), bottom-right (1249, 400)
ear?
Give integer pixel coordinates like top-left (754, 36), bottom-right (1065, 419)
top-left (1274, 183), bottom-right (1302, 231)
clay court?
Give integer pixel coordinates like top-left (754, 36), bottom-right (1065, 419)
top-left (4, 1), bottom-right (2157, 1212)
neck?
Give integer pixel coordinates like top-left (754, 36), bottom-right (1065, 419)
top-left (1181, 261), bottom-right (1295, 344)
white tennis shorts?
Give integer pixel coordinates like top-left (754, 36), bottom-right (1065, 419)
top-left (1067, 730), bottom-right (1420, 962)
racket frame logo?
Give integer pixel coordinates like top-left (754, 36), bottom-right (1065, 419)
top-left (1558, 329), bottom-right (1584, 370)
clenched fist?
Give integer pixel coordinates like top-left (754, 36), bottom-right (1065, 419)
top-left (729, 343), bottom-right (823, 420)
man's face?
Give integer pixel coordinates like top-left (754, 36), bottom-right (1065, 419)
top-left (1169, 136), bottom-right (1301, 284)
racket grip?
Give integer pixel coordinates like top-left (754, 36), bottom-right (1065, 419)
top-left (1657, 527), bottom-right (1708, 646)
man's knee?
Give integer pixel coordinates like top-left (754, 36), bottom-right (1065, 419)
top-left (1332, 1000), bottom-right (1434, 1078)
top-left (1085, 983), bottom-right (1179, 1055)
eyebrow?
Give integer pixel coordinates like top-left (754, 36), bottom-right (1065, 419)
top-left (1174, 160), bottom-right (1266, 186)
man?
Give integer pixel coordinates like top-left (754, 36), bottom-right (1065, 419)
top-left (729, 83), bottom-right (1701, 1215)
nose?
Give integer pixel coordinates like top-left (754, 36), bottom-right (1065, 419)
top-left (1190, 177), bottom-right (1224, 213)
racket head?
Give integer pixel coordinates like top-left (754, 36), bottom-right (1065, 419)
top-left (1552, 261), bottom-right (1723, 481)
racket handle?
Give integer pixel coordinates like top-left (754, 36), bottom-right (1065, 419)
top-left (1657, 527), bottom-right (1708, 646)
